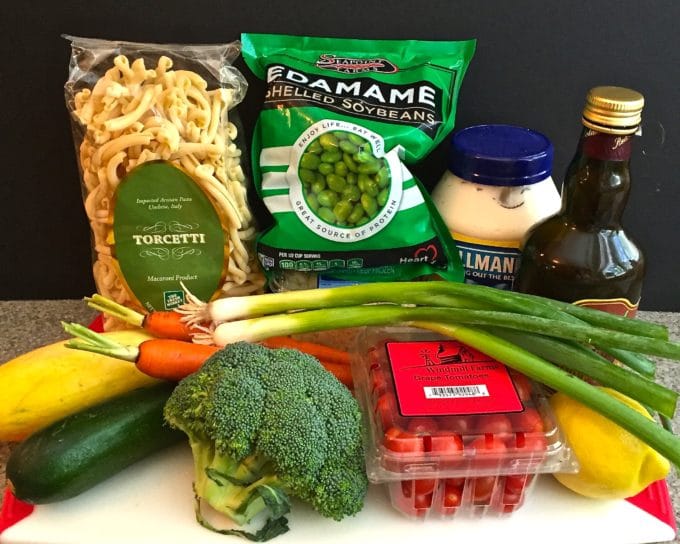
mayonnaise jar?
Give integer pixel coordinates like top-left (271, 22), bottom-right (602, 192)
top-left (431, 124), bottom-right (560, 290)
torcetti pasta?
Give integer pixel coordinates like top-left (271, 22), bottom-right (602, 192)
top-left (64, 37), bottom-right (263, 327)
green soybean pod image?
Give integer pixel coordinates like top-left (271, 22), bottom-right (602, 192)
top-left (296, 125), bottom-right (395, 228)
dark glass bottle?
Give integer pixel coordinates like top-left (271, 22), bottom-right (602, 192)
top-left (516, 87), bottom-right (645, 316)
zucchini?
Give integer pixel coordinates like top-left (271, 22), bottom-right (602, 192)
top-left (6, 383), bottom-right (184, 504)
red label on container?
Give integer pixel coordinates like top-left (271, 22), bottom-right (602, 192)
top-left (385, 341), bottom-right (522, 417)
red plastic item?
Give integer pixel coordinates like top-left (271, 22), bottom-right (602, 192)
top-left (627, 479), bottom-right (677, 532)
top-left (0, 489), bottom-right (33, 535)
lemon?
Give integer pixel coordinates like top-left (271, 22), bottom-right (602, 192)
top-left (550, 387), bottom-right (670, 500)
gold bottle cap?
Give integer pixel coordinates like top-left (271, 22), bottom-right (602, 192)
top-left (582, 86), bottom-right (644, 135)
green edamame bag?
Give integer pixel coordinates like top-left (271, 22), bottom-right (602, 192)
top-left (242, 33), bottom-right (475, 290)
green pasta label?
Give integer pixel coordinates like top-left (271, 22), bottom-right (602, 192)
top-left (113, 161), bottom-right (225, 311)
top-left (242, 33), bottom-right (475, 285)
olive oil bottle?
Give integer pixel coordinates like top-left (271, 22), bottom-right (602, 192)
top-left (516, 87), bottom-right (645, 316)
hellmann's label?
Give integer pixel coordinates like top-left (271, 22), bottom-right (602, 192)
top-left (452, 232), bottom-right (521, 290)
top-left (574, 297), bottom-right (639, 318)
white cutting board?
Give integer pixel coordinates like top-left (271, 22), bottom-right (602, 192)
top-left (1, 444), bottom-right (676, 544)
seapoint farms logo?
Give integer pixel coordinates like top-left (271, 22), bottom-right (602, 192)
top-left (316, 54), bottom-right (399, 74)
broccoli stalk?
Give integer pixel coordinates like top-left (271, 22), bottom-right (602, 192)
top-left (191, 442), bottom-right (290, 541)
top-left (191, 440), bottom-right (289, 521)
top-left (164, 342), bottom-right (367, 541)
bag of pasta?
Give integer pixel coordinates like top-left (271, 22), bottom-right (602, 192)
top-left (64, 37), bottom-right (263, 328)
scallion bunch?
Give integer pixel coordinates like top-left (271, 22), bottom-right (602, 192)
top-left (179, 281), bottom-right (680, 468)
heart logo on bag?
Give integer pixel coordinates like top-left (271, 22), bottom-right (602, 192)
top-left (414, 244), bottom-right (438, 263)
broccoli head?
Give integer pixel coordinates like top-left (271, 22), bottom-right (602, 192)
top-left (164, 341), bottom-right (367, 541)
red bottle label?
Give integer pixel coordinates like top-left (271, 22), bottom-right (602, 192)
top-left (582, 130), bottom-right (633, 161)
top-left (574, 297), bottom-right (639, 317)
top-left (385, 340), bottom-right (522, 417)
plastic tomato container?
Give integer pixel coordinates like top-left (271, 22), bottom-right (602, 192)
top-left (351, 327), bottom-right (576, 520)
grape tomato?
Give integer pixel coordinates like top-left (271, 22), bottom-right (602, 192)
top-left (375, 391), bottom-right (398, 430)
top-left (384, 427), bottom-right (425, 454)
top-left (414, 478), bottom-right (437, 495)
top-left (437, 414), bottom-right (474, 434)
top-left (471, 476), bottom-right (497, 503)
top-left (505, 474), bottom-right (531, 494)
top-left (428, 431), bottom-right (464, 454)
top-left (474, 413), bottom-right (514, 436)
top-left (515, 433), bottom-right (548, 452)
top-left (509, 369), bottom-right (533, 402)
top-left (511, 407), bottom-right (545, 433)
top-left (443, 485), bottom-right (463, 508)
top-left (414, 492), bottom-right (434, 509)
top-left (370, 366), bottom-right (391, 396)
top-left (468, 434), bottom-right (508, 455)
top-left (407, 417), bottom-right (440, 435)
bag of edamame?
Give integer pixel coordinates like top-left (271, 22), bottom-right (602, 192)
top-left (241, 33), bottom-right (475, 290)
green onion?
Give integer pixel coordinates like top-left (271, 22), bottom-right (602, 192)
top-left (523, 295), bottom-right (668, 340)
top-left (519, 291), bottom-right (668, 340)
top-left (179, 282), bottom-right (542, 325)
top-left (414, 321), bottom-right (680, 469)
top-left (180, 282), bottom-right (667, 340)
top-left (511, 293), bottom-right (658, 378)
top-left (203, 305), bottom-right (680, 360)
top-left (660, 414), bottom-right (674, 433)
top-left (485, 327), bottom-right (677, 418)
top-left (597, 348), bottom-right (656, 378)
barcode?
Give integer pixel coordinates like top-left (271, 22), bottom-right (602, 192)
top-left (424, 385), bottom-right (489, 399)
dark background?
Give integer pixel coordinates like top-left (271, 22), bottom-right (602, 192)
top-left (1, 1), bottom-right (678, 309)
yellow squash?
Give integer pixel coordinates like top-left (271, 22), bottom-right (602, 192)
top-left (550, 387), bottom-right (671, 500)
top-left (0, 330), bottom-right (160, 441)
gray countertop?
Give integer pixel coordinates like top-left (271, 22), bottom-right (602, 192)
top-left (0, 300), bottom-right (678, 542)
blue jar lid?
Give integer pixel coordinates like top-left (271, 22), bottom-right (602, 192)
top-left (448, 124), bottom-right (554, 186)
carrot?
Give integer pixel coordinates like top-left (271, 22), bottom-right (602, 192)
top-left (61, 322), bottom-right (218, 381)
top-left (261, 336), bottom-right (354, 388)
top-left (85, 294), bottom-right (200, 341)
top-left (261, 336), bottom-right (351, 366)
top-left (135, 340), bottom-right (219, 380)
top-left (141, 311), bottom-right (197, 341)
top-left (136, 341), bottom-right (353, 388)
top-left (64, 322), bottom-right (354, 387)
top-left (318, 360), bottom-right (354, 389)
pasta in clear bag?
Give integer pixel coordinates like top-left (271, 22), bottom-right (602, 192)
top-left (64, 36), bottom-right (263, 329)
